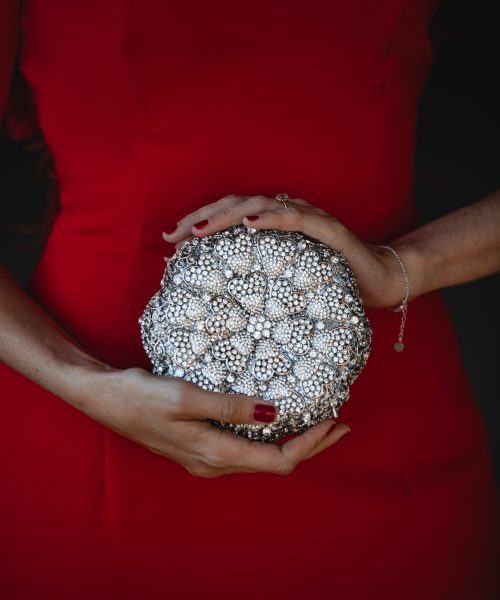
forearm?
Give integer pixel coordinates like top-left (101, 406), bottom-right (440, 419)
top-left (0, 262), bottom-right (116, 409)
top-left (388, 188), bottom-right (500, 301)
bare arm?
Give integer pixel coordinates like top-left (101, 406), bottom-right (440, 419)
top-left (389, 188), bottom-right (500, 302)
top-left (0, 0), bottom-right (109, 408)
top-left (0, 263), bottom-right (116, 407)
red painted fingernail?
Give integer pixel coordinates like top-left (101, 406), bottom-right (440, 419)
top-left (163, 224), bottom-right (177, 236)
top-left (254, 404), bottom-right (277, 423)
top-left (193, 219), bottom-right (209, 229)
top-left (245, 215), bottom-right (260, 221)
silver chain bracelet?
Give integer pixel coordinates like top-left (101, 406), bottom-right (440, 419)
top-left (376, 245), bottom-right (410, 352)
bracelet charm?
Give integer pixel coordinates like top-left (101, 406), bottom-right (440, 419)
top-left (377, 245), bottom-right (410, 352)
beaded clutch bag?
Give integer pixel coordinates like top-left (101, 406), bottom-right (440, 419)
top-left (139, 224), bottom-right (372, 442)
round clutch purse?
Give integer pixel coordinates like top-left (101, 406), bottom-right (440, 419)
top-left (139, 224), bottom-right (372, 442)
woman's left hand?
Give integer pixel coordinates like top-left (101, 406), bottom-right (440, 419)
top-left (162, 194), bottom-right (417, 310)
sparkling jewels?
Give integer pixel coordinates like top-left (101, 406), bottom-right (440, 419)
top-left (139, 224), bottom-right (372, 442)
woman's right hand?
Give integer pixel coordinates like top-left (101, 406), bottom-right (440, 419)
top-left (79, 366), bottom-right (351, 478)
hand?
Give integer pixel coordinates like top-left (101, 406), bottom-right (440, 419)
top-left (162, 194), bottom-right (415, 309)
top-left (77, 365), bottom-right (351, 478)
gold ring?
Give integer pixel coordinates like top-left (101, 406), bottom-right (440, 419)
top-left (275, 192), bottom-right (289, 209)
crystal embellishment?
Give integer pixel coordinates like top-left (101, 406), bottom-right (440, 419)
top-left (139, 224), bottom-right (372, 442)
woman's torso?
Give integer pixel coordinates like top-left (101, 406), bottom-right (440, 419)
top-left (2, 2), bottom-right (498, 598)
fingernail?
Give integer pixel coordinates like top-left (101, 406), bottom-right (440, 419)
top-left (163, 225), bottom-right (177, 236)
top-left (245, 215), bottom-right (260, 222)
top-left (325, 421), bottom-right (337, 436)
top-left (193, 219), bottom-right (209, 229)
top-left (254, 404), bottom-right (276, 423)
top-left (339, 429), bottom-right (352, 441)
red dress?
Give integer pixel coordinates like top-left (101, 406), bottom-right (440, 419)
top-left (1, 1), bottom-right (498, 598)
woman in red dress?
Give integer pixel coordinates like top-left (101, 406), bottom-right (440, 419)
top-left (1, 1), bottom-right (499, 598)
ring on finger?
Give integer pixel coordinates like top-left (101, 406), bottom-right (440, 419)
top-left (275, 192), bottom-right (289, 209)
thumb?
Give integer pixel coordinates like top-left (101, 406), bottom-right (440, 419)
top-left (303, 421), bottom-right (352, 460)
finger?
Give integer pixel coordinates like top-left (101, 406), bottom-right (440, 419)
top-left (162, 194), bottom-right (243, 243)
top-left (302, 422), bottom-right (352, 460)
top-left (175, 235), bottom-right (194, 252)
top-left (185, 194), bottom-right (311, 240)
top-left (162, 195), bottom-right (315, 244)
top-left (184, 195), bottom-right (286, 238)
top-left (277, 418), bottom-right (350, 467)
top-left (184, 463), bottom-right (256, 478)
top-left (287, 196), bottom-right (313, 208)
top-left (162, 234), bottom-right (204, 262)
top-left (199, 417), bottom-right (343, 476)
top-left (241, 208), bottom-right (352, 254)
top-left (173, 381), bottom-right (279, 426)
top-left (187, 421), bottom-right (291, 474)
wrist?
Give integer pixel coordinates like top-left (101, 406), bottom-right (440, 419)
top-left (55, 350), bottom-right (120, 413)
top-left (374, 240), bottom-right (423, 352)
top-left (385, 239), bottom-right (428, 304)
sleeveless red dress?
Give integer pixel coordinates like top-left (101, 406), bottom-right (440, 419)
top-left (1, 1), bottom-right (498, 598)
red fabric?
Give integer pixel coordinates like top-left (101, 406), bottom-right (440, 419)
top-left (1, 1), bottom-right (498, 598)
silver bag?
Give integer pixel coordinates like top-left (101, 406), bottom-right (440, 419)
top-left (139, 224), bottom-right (372, 442)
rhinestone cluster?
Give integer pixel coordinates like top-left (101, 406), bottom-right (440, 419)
top-left (139, 225), bottom-right (372, 442)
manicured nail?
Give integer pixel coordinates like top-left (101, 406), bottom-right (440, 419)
top-left (254, 404), bottom-right (277, 423)
top-left (163, 224), bottom-right (177, 236)
top-left (245, 215), bottom-right (260, 222)
top-left (193, 219), bottom-right (209, 229)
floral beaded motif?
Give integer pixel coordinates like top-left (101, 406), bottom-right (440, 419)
top-left (139, 225), bottom-right (372, 442)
